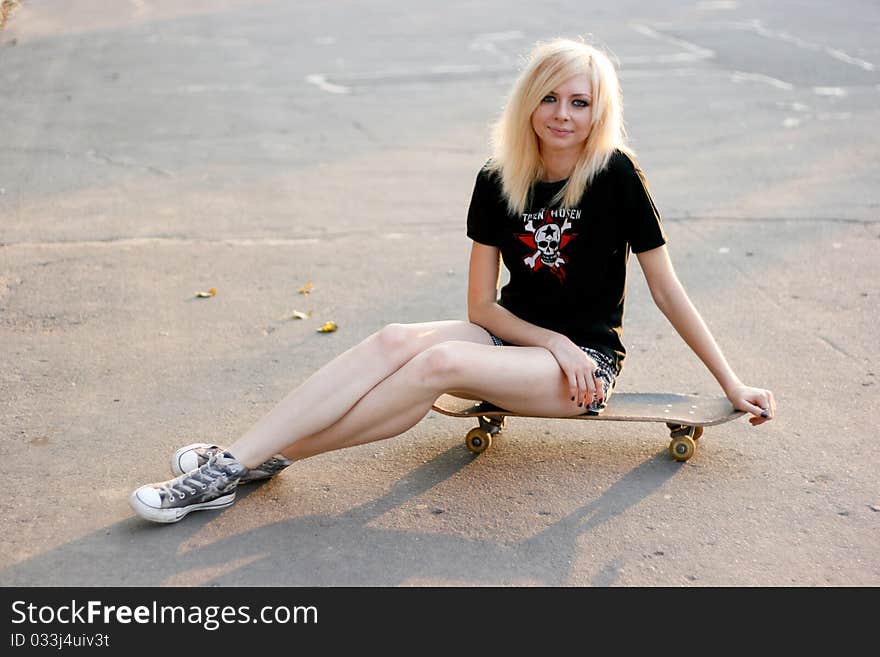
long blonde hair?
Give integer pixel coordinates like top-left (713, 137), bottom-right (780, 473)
top-left (489, 38), bottom-right (629, 215)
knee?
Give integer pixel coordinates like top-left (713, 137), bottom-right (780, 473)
top-left (412, 342), bottom-right (463, 387)
top-left (374, 322), bottom-right (412, 357)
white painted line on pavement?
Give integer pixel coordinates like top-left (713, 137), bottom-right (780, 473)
top-left (826, 48), bottom-right (875, 72)
top-left (813, 86), bottom-right (847, 97)
top-left (305, 74), bottom-right (350, 95)
top-left (734, 19), bottom-right (876, 72)
top-left (629, 24), bottom-right (715, 62)
top-left (731, 71), bottom-right (794, 90)
top-left (3, 237), bottom-right (323, 250)
top-left (696, 1), bottom-right (738, 9)
top-left (469, 30), bottom-right (524, 59)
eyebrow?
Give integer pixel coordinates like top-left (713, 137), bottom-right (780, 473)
top-left (548, 91), bottom-right (592, 98)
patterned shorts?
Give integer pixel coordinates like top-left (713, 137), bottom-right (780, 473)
top-left (488, 332), bottom-right (617, 415)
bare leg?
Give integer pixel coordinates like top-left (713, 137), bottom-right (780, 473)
top-left (227, 321), bottom-right (494, 467)
top-left (270, 341), bottom-right (586, 462)
top-left (129, 338), bottom-right (585, 525)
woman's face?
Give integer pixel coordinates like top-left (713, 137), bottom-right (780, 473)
top-left (530, 73), bottom-right (593, 155)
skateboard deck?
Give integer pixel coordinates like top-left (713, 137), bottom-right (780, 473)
top-left (431, 392), bottom-right (745, 461)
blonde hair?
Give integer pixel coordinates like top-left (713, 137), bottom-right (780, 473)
top-left (489, 38), bottom-right (630, 215)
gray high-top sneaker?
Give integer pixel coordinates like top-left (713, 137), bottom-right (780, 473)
top-left (130, 450), bottom-right (247, 523)
top-left (170, 443), bottom-right (292, 483)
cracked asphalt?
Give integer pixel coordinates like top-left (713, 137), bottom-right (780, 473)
top-left (1, 0), bottom-right (878, 586)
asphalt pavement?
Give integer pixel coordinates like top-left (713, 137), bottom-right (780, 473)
top-left (1, 0), bottom-right (878, 586)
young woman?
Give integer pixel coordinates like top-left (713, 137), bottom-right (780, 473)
top-left (130, 38), bottom-right (776, 523)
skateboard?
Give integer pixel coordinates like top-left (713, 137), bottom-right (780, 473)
top-left (431, 392), bottom-right (745, 462)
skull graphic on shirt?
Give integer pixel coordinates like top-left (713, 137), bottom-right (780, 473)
top-left (516, 208), bottom-right (578, 282)
top-left (535, 223), bottom-right (562, 265)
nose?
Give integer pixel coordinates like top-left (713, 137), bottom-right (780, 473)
top-left (554, 102), bottom-right (570, 121)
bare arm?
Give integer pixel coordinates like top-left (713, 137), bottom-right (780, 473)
top-left (467, 241), bottom-right (605, 407)
top-left (467, 242), bottom-right (558, 347)
top-left (636, 244), bottom-right (776, 425)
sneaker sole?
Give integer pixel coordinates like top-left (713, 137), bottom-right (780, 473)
top-left (129, 490), bottom-right (236, 524)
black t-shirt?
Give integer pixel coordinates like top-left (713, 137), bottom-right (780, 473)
top-left (466, 149), bottom-right (666, 373)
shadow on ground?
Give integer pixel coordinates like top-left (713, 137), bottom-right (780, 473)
top-left (0, 447), bottom-right (680, 586)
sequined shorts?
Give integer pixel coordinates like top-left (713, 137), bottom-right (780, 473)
top-left (487, 333), bottom-right (617, 415)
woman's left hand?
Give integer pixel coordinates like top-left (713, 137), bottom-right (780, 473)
top-left (727, 384), bottom-right (776, 426)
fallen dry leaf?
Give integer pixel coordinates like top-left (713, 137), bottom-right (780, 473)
top-left (0, 1), bottom-right (21, 31)
top-left (316, 321), bottom-right (338, 333)
top-left (297, 281), bottom-right (314, 295)
top-left (195, 287), bottom-right (217, 298)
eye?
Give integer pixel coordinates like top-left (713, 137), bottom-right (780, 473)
top-left (573, 99), bottom-right (590, 108)
top-left (542, 94), bottom-right (557, 103)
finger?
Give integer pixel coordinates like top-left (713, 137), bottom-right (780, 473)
top-left (567, 372), bottom-right (578, 405)
top-left (589, 361), bottom-right (602, 403)
top-left (592, 369), bottom-right (605, 403)
top-left (576, 370), bottom-right (588, 407)
top-left (583, 372), bottom-right (596, 406)
top-left (740, 400), bottom-right (766, 418)
top-left (749, 392), bottom-right (775, 424)
top-left (757, 395), bottom-right (774, 420)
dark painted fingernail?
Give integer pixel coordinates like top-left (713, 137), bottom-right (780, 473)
top-left (578, 403), bottom-right (583, 407)
top-left (571, 396), bottom-right (575, 401)
top-left (761, 412), bottom-right (769, 418)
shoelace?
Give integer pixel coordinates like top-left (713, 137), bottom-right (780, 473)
top-left (197, 446), bottom-right (222, 463)
top-left (162, 459), bottom-right (230, 501)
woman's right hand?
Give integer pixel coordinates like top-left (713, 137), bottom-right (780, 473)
top-left (544, 333), bottom-right (604, 409)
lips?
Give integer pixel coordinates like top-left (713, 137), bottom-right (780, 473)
top-left (549, 127), bottom-right (573, 136)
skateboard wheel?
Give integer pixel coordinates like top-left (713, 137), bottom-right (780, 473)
top-left (692, 426), bottom-right (704, 441)
top-left (465, 427), bottom-right (492, 454)
top-left (669, 435), bottom-right (696, 462)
